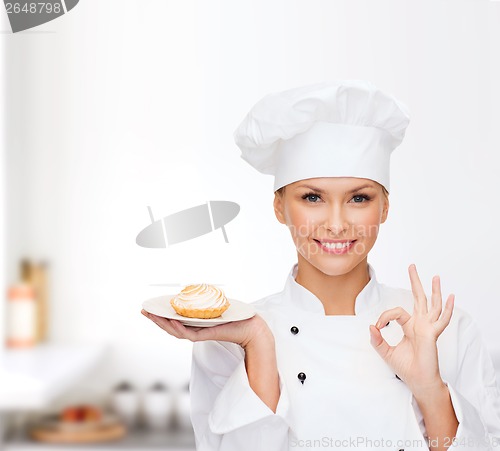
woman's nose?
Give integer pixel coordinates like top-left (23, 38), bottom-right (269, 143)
top-left (325, 205), bottom-right (349, 235)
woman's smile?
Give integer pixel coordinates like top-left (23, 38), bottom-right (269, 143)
top-left (313, 239), bottom-right (357, 254)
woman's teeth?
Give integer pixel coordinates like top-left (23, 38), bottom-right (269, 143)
top-left (320, 241), bottom-right (354, 249)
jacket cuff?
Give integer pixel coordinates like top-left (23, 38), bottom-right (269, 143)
top-left (442, 379), bottom-right (491, 449)
top-left (208, 357), bottom-right (290, 434)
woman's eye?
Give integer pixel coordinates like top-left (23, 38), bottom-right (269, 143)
top-left (302, 193), bottom-right (321, 203)
top-left (301, 193), bottom-right (370, 203)
top-left (351, 195), bottom-right (370, 203)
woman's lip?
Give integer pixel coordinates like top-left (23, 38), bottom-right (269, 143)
top-left (313, 239), bottom-right (356, 255)
top-left (313, 239), bottom-right (357, 244)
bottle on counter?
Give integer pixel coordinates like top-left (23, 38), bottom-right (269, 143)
top-left (20, 259), bottom-right (50, 343)
top-left (110, 381), bottom-right (140, 430)
top-left (6, 283), bottom-right (36, 348)
top-left (143, 382), bottom-right (173, 431)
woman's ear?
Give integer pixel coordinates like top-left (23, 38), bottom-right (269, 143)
top-left (381, 198), bottom-right (389, 224)
top-left (273, 192), bottom-right (286, 224)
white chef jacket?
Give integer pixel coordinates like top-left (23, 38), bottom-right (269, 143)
top-left (189, 263), bottom-right (500, 450)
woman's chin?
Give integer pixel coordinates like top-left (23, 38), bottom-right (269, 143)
top-left (303, 255), bottom-right (361, 277)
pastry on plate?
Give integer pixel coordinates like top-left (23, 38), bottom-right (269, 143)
top-left (170, 284), bottom-right (230, 319)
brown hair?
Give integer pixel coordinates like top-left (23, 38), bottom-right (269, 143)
top-left (275, 186), bottom-right (286, 196)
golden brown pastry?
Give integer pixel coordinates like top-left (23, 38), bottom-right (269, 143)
top-left (170, 284), bottom-right (230, 319)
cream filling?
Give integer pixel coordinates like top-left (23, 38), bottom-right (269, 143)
top-left (171, 284), bottom-right (229, 310)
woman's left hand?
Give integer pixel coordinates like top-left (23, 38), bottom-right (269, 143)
top-left (369, 264), bottom-right (455, 397)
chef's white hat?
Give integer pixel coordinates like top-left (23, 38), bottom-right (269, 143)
top-left (233, 80), bottom-right (410, 193)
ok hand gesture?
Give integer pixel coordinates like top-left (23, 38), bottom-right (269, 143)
top-left (369, 264), bottom-right (455, 397)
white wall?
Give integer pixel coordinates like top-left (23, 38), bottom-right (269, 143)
top-left (2, 0), bottom-right (500, 399)
top-left (0, 10), bottom-right (6, 360)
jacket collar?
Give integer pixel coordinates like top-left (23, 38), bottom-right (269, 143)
top-left (283, 262), bottom-right (381, 317)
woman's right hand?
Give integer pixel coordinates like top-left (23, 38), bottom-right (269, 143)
top-left (142, 310), bottom-right (281, 412)
top-left (141, 309), bottom-right (274, 350)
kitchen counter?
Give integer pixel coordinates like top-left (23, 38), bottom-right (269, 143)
top-left (3, 428), bottom-right (196, 451)
top-left (0, 343), bottom-right (107, 411)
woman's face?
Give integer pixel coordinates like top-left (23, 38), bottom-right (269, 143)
top-left (273, 177), bottom-right (389, 276)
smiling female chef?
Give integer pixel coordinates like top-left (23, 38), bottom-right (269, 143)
top-left (142, 80), bottom-right (500, 450)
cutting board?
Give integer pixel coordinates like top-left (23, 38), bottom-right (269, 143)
top-left (29, 420), bottom-right (127, 443)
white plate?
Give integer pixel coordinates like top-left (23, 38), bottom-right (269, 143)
top-left (142, 295), bottom-right (256, 327)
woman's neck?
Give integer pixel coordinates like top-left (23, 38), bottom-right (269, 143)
top-left (294, 256), bottom-right (371, 316)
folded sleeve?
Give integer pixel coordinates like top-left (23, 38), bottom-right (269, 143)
top-left (189, 340), bottom-right (291, 451)
top-left (410, 318), bottom-right (500, 449)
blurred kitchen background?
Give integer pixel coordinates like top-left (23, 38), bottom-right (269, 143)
top-left (1, 0), bottom-right (500, 449)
